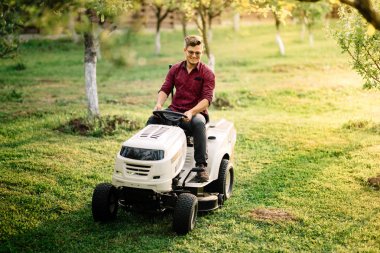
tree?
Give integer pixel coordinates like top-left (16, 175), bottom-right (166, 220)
top-left (0, 0), bottom-right (67, 58)
top-left (0, 1), bottom-right (21, 58)
top-left (230, 0), bottom-right (267, 32)
top-left (181, 0), bottom-right (273, 71)
top-left (267, 1), bottom-right (294, 56)
top-left (334, 4), bottom-right (380, 89)
top-left (148, 0), bottom-right (178, 55)
top-left (233, 12), bottom-right (240, 32)
top-left (1, 1), bottom-right (134, 117)
top-left (298, 0), bottom-right (380, 31)
top-left (297, 0), bottom-right (380, 89)
top-left (232, 0), bottom-right (293, 56)
top-left (293, 1), bottom-right (332, 46)
top-left (183, 0), bottom-right (234, 72)
top-left (177, 1), bottom-right (194, 38)
top-left (193, 0), bottom-right (218, 72)
top-left (204, 0), bottom-right (228, 43)
top-left (81, 1), bottom-right (133, 117)
top-left (273, 11), bottom-right (286, 55)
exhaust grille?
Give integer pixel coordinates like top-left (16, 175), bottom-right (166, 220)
top-left (125, 163), bottom-right (151, 176)
top-left (150, 126), bottom-right (170, 139)
top-left (140, 125), bottom-right (160, 138)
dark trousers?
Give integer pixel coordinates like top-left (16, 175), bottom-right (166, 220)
top-left (146, 112), bottom-right (208, 166)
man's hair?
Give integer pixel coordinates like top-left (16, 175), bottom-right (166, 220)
top-left (184, 35), bottom-right (203, 48)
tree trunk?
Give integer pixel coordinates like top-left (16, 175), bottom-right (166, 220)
top-left (207, 28), bottom-right (213, 43)
top-left (155, 29), bottom-right (161, 55)
top-left (208, 54), bottom-right (215, 73)
top-left (301, 20), bottom-right (306, 41)
top-left (84, 29), bottom-right (100, 118)
top-left (274, 13), bottom-right (285, 56)
top-left (276, 33), bottom-right (285, 56)
top-left (196, 5), bottom-right (214, 72)
top-left (300, 12), bottom-right (307, 41)
top-left (309, 31), bottom-right (314, 47)
top-left (181, 15), bottom-right (187, 38)
top-left (233, 12), bottom-right (240, 32)
top-left (207, 16), bottom-right (213, 43)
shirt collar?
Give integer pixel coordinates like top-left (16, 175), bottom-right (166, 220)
top-left (182, 61), bottom-right (201, 71)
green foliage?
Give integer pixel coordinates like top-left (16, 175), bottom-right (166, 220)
top-left (334, 5), bottom-right (380, 89)
top-left (0, 1), bottom-right (22, 58)
top-left (90, 0), bottom-right (133, 18)
top-left (100, 28), bottom-right (138, 67)
top-left (293, 1), bottom-right (332, 28)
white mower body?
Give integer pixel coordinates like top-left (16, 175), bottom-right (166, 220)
top-left (112, 119), bottom-right (236, 193)
top-left (112, 124), bottom-right (187, 192)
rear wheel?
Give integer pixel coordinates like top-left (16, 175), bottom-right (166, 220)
top-left (92, 183), bottom-right (118, 222)
top-left (216, 159), bottom-right (234, 200)
top-left (173, 193), bottom-right (198, 235)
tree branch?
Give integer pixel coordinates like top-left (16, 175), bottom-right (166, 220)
top-left (363, 45), bottom-right (380, 75)
top-left (346, 47), bottom-right (380, 84)
top-left (341, 0), bottom-right (380, 30)
top-left (298, 0), bottom-right (380, 30)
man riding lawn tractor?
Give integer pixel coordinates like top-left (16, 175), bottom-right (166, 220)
top-left (147, 35), bottom-right (215, 182)
top-left (91, 35), bottom-right (236, 235)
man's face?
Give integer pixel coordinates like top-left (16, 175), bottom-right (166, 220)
top-left (184, 45), bottom-right (203, 66)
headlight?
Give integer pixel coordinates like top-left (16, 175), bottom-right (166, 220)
top-left (119, 146), bottom-right (164, 161)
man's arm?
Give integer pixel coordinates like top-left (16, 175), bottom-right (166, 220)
top-left (184, 99), bottom-right (209, 121)
top-left (154, 91), bottom-right (168, 110)
top-left (155, 65), bottom-right (177, 110)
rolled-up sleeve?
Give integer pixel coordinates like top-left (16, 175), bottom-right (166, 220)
top-left (159, 65), bottom-right (177, 95)
top-left (201, 68), bottom-right (215, 104)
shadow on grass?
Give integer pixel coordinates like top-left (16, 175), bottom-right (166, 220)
top-left (239, 140), bottom-right (356, 206)
top-left (235, 139), bottom-right (373, 251)
top-left (0, 206), bottom-right (184, 253)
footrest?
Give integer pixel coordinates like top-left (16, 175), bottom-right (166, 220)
top-left (198, 194), bottom-right (219, 212)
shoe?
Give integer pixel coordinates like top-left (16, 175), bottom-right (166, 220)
top-left (197, 171), bottom-right (209, 182)
top-left (196, 164), bottom-right (209, 182)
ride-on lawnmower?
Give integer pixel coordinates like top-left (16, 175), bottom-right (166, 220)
top-left (92, 110), bottom-right (236, 235)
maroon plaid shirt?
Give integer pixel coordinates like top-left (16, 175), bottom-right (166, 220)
top-left (160, 61), bottom-right (215, 115)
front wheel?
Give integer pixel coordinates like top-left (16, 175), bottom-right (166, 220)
top-left (173, 193), bottom-right (198, 235)
top-left (216, 159), bottom-right (234, 200)
top-left (92, 183), bottom-right (118, 222)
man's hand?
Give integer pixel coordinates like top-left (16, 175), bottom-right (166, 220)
top-left (184, 110), bottom-right (193, 122)
top-left (154, 91), bottom-right (168, 111)
top-left (154, 104), bottom-right (162, 111)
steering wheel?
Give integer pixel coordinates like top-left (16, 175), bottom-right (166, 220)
top-left (153, 110), bottom-right (188, 124)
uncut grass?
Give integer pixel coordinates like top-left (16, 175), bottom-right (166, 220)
top-left (1, 23), bottom-right (380, 252)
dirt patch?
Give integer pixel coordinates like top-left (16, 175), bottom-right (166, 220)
top-left (368, 175), bottom-right (380, 190)
top-left (37, 79), bottom-right (58, 83)
top-left (212, 97), bottom-right (234, 110)
top-left (270, 63), bottom-right (345, 73)
top-left (343, 120), bottom-right (380, 134)
top-left (65, 118), bottom-right (91, 135)
top-left (56, 115), bottom-right (141, 137)
top-left (249, 208), bottom-right (297, 222)
top-left (271, 64), bottom-right (315, 73)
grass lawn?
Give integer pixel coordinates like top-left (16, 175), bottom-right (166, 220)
top-left (1, 22), bottom-right (380, 252)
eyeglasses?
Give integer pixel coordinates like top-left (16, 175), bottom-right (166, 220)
top-left (186, 50), bottom-right (202, 57)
